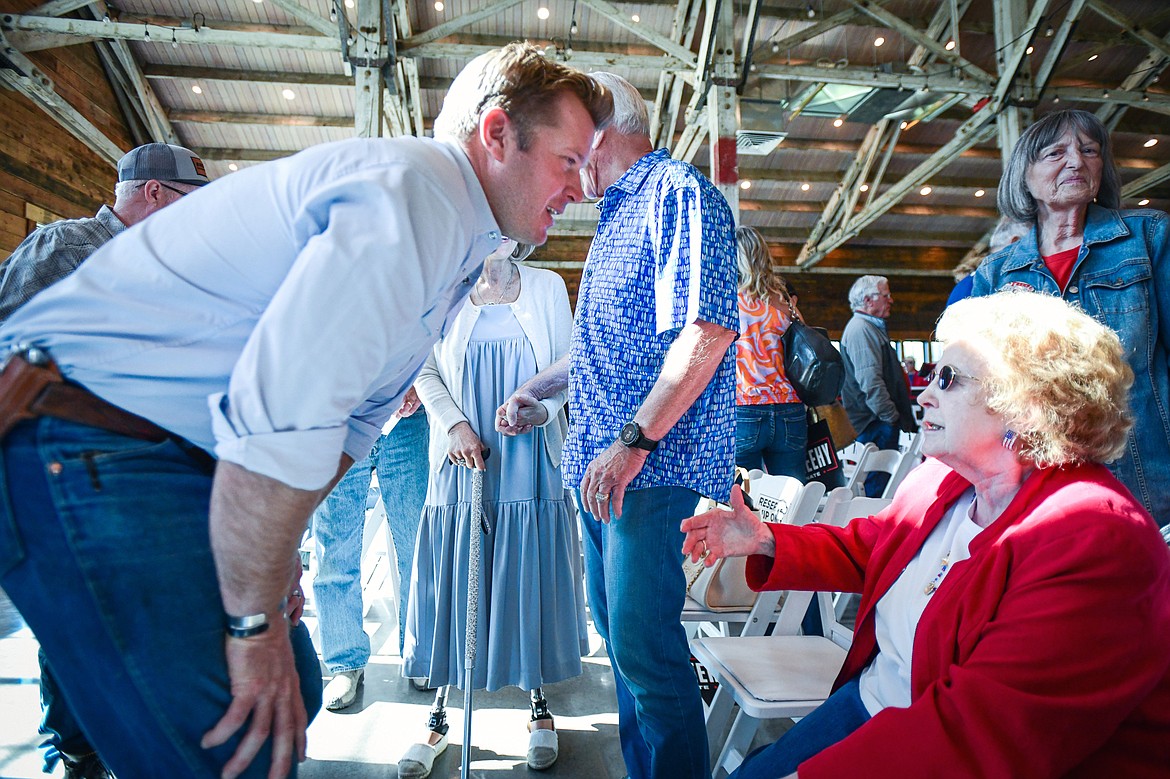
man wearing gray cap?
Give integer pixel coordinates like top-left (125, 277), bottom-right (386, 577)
top-left (0, 142), bottom-right (207, 779)
top-left (0, 142), bottom-right (210, 323)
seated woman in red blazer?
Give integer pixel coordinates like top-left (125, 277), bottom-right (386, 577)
top-left (683, 289), bottom-right (1170, 779)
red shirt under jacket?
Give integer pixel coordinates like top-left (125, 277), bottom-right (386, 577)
top-left (745, 457), bottom-right (1170, 778)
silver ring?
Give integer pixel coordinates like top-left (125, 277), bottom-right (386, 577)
top-left (595, 492), bottom-right (609, 500)
top-left (455, 457), bottom-right (466, 464)
top-left (291, 589), bottom-right (303, 598)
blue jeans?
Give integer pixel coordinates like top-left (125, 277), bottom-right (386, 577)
top-left (855, 419), bottom-right (901, 498)
top-left (313, 412), bottom-right (428, 665)
top-left (730, 676), bottom-right (870, 778)
top-left (735, 403), bottom-right (808, 480)
top-left (0, 417), bottom-right (322, 778)
top-left (575, 486), bottom-right (709, 779)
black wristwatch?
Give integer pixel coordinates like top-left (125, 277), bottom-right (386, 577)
top-left (619, 421), bottom-right (659, 452)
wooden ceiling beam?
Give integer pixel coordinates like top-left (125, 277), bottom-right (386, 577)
top-left (143, 64), bottom-right (353, 87)
top-left (169, 110), bottom-right (352, 127)
top-left (401, 0), bottom-right (525, 49)
top-left (1, 14), bottom-right (338, 51)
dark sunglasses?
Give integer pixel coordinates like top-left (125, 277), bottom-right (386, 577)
top-left (928, 364), bottom-right (982, 391)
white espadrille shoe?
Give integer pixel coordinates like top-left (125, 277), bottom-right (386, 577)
top-left (526, 723), bottom-right (559, 771)
top-left (398, 731), bottom-right (449, 779)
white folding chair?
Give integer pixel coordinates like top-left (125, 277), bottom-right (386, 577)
top-left (836, 441), bottom-right (872, 486)
top-left (359, 495), bottom-right (401, 609)
top-left (882, 430), bottom-right (924, 499)
top-left (694, 491), bottom-right (889, 777)
top-left (681, 478), bottom-right (825, 639)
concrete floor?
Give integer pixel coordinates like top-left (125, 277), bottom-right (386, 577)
top-left (0, 580), bottom-right (787, 779)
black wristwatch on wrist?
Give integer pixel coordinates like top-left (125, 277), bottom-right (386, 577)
top-left (619, 421), bottom-right (659, 452)
top-left (225, 612), bottom-right (270, 639)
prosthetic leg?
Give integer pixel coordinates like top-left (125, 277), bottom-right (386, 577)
top-left (397, 687), bottom-right (450, 779)
top-left (527, 687), bottom-right (559, 770)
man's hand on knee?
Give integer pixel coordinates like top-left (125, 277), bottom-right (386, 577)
top-left (202, 626), bottom-right (307, 779)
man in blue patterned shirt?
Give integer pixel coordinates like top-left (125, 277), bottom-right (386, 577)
top-left (497, 72), bottom-right (738, 779)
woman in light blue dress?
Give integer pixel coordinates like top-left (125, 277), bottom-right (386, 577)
top-left (400, 238), bottom-right (585, 778)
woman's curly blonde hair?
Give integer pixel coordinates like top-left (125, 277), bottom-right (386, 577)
top-left (936, 290), bottom-right (1133, 467)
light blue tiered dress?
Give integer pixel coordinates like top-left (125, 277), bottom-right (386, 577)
top-left (403, 303), bottom-right (588, 692)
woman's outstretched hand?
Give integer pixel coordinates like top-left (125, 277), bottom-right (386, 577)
top-left (681, 484), bottom-right (775, 563)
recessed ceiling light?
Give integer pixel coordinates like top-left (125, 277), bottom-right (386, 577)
top-left (859, 183), bottom-right (869, 192)
top-left (1144, 138), bottom-right (1158, 147)
top-left (944, 39), bottom-right (955, 51)
top-left (191, 84), bottom-right (203, 94)
top-left (800, 182), bottom-right (810, 191)
top-left (833, 117), bottom-right (844, 127)
top-left (920, 186), bottom-right (932, 196)
top-left (975, 189), bottom-right (986, 197)
top-left (282, 88), bottom-right (296, 100)
top-left (874, 36), bottom-right (885, 47)
top-left (1025, 45), bottom-right (1034, 55)
top-left (1087, 53), bottom-right (1098, 61)
top-left (434, 0), bottom-right (443, 9)
top-left (740, 180), bottom-right (751, 190)
top-left (631, 13), bottom-right (640, 22)
top-left (228, 163), bottom-right (239, 171)
top-left (899, 121), bottom-right (908, 129)
top-left (537, 6), bottom-right (550, 19)
top-left (1139, 198), bottom-right (1151, 206)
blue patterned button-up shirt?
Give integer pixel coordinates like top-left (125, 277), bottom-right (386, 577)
top-left (562, 148), bottom-right (738, 501)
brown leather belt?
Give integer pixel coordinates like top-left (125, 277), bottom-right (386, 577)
top-left (0, 349), bottom-right (170, 443)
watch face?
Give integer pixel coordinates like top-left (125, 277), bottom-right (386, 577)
top-left (620, 422), bottom-right (639, 445)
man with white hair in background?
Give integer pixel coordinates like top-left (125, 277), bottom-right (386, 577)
top-left (840, 275), bottom-right (919, 497)
top-left (497, 71), bottom-right (737, 779)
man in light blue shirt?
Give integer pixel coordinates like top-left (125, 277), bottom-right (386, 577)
top-left (0, 43), bottom-right (612, 779)
top-left (498, 72), bottom-right (737, 779)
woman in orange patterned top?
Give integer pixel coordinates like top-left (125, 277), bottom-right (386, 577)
top-left (734, 226), bottom-right (807, 479)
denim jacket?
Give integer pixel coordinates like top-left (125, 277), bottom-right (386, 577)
top-left (972, 205), bottom-right (1170, 526)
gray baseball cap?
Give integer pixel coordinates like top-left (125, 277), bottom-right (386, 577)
top-left (117, 143), bottom-right (210, 187)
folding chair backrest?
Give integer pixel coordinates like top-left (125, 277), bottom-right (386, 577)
top-left (745, 473), bottom-right (804, 524)
top-left (882, 430), bottom-right (925, 499)
top-left (820, 487), bottom-right (892, 528)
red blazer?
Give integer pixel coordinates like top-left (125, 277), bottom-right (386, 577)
top-left (745, 457), bottom-right (1170, 778)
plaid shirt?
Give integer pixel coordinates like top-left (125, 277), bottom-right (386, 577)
top-left (562, 149), bottom-right (738, 501)
top-left (0, 205), bottom-right (125, 323)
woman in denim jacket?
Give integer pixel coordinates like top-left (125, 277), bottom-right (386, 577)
top-left (972, 109), bottom-right (1170, 528)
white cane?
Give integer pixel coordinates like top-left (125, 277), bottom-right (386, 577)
top-left (462, 449), bottom-right (491, 778)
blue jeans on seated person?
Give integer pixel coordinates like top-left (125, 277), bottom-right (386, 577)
top-left (313, 412), bottom-right (428, 667)
top-left (855, 419), bottom-right (901, 498)
top-left (729, 675), bottom-right (870, 778)
top-left (735, 403), bottom-right (808, 480)
top-left (575, 485), bottom-right (710, 779)
top-left (0, 417), bottom-right (322, 779)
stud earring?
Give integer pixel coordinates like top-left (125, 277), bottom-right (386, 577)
top-left (1002, 430), bottom-right (1018, 450)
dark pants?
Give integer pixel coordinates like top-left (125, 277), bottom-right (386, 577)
top-left (855, 419), bottom-right (901, 498)
top-left (0, 417), bottom-right (322, 778)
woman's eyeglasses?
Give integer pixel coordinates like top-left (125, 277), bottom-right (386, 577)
top-left (929, 364), bottom-right (982, 391)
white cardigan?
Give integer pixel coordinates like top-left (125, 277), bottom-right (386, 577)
top-left (413, 264), bottom-right (571, 472)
